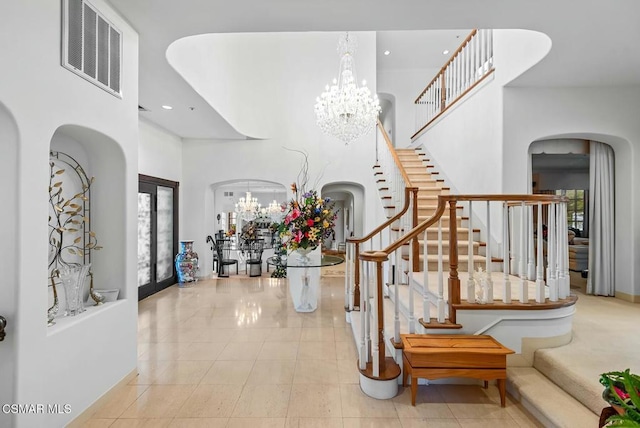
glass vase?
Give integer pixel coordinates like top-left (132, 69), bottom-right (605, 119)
top-left (295, 246), bottom-right (315, 265)
top-left (175, 240), bottom-right (199, 283)
top-left (59, 264), bottom-right (91, 316)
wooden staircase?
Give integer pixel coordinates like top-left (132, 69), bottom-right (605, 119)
top-left (375, 147), bottom-right (491, 273)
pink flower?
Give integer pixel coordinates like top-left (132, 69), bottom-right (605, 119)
top-left (293, 230), bottom-right (303, 243)
top-left (614, 386), bottom-right (630, 400)
top-left (284, 215), bottom-right (291, 225)
top-left (291, 209), bottom-right (301, 220)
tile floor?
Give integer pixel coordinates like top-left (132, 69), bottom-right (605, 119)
top-left (81, 274), bottom-right (543, 427)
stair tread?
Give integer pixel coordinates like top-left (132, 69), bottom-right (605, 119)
top-left (507, 367), bottom-right (598, 428)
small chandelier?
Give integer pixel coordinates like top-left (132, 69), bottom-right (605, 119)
top-left (235, 185), bottom-right (261, 221)
top-left (314, 32), bottom-right (381, 145)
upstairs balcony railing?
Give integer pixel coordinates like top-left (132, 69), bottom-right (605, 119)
top-left (412, 29), bottom-right (494, 139)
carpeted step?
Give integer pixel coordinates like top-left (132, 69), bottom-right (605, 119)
top-left (507, 367), bottom-right (598, 428)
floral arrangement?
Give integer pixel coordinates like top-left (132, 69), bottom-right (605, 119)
top-left (277, 150), bottom-right (337, 252)
top-left (279, 184), bottom-right (337, 251)
top-left (600, 369), bottom-right (640, 426)
top-left (240, 221), bottom-right (258, 241)
top-left (225, 224), bottom-right (236, 237)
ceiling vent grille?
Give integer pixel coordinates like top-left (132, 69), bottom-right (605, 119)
top-left (62, 0), bottom-right (122, 98)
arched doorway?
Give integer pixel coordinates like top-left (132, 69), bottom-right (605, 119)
top-left (530, 138), bottom-right (616, 296)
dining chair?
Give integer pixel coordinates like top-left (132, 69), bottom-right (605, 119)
top-left (244, 239), bottom-right (265, 277)
top-left (205, 235), bottom-right (219, 273)
top-left (215, 238), bottom-right (238, 277)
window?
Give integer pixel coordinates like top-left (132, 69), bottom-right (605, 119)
top-left (556, 189), bottom-right (588, 235)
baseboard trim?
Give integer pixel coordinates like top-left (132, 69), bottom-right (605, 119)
top-left (66, 369), bottom-right (137, 427)
top-left (615, 291), bottom-right (640, 303)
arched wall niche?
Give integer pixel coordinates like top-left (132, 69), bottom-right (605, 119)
top-left (49, 125), bottom-right (127, 300)
top-left (0, 101), bottom-right (18, 427)
top-left (379, 93), bottom-right (396, 145)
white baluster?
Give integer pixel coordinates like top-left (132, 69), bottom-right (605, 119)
top-left (548, 203), bottom-right (558, 301)
top-left (527, 205), bottom-right (536, 280)
top-left (408, 207), bottom-right (415, 334)
top-left (502, 202), bottom-right (511, 303)
top-left (519, 202), bottom-right (528, 303)
top-left (479, 30), bottom-right (486, 74)
top-left (347, 244), bottom-right (353, 311)
top-left (563, 202), bottom-right (571, 298)
top-left (370, 262), bottom-right (379, 377)
top-left (535, 203), bottom-right (546, 303)
top-left (359, 259), bottom-right (367, 370)
top-left (467, 201), bottom-right (475, 303)
top-left (488, 30), bottom-right (494, 68)
top-left (394, 251), bottom-right (400, 342)
top-left (485, 201), bottom-right (493, 303)
top-left (422, 229), bottom-right (431, 323)
top-left (558, 202), bottom-right (568, 299)
top-left (437, 219), bottom-right (445, 322)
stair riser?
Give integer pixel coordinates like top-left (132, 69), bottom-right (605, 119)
top-left (409, 244), bottom-right (480, 255)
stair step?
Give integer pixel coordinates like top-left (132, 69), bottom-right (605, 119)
top-left (406, 240), bottom-right (481, 255)
top-left (419, 318), bottom-right (463, 329)
top-left (507, 368), bottom-right (598, 428)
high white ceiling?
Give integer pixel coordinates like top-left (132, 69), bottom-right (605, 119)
top-left (107, 0), bottom-right (640, 140)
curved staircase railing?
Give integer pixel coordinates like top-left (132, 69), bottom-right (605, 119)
top-left (355, 193), bottom-right (575, 387)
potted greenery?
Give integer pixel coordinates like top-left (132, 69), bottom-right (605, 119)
top-left (600, 369), bottom-right (640, 426)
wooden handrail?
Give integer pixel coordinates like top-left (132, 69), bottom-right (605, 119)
top-left (347, 187), bottom-right (417, 245)
top-left (362, 193), bottom-right (568, 262)
top-left (415, 29), bottom-right (478, 102)
top-left (411, 69), bottom-right (495, 140)
top-left (377, 120), bottom-right (412, 188)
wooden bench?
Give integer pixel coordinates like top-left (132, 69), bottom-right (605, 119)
top-left (401, 334), bottom-right (514, 406)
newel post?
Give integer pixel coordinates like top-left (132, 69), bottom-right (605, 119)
top-left (411, 187), bottom-right (420, 273)
top-left (354, 242), bottom-right (361, 310)
top-left (448, 199), bottom-right (460, 323)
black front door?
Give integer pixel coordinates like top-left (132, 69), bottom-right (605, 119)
top-left (137, 175), bottom-right (179, 300)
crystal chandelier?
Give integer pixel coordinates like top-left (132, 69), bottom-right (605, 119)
top-left (267, 199), bottom-right (283, 222)
top-left (314, 32), bottom-right (381, 145)
top-left (235, 185), bottom-right (261, 221)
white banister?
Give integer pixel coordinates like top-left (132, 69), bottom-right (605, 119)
top-left (467, 201), bottom-right (475, 303)
top-left (548, 203), bottom-right (558, 302)
top-left (437, 219), bottom-right (445, 322)
top-left (413, 29), bottom-right (494, 137)
top-left (408, 214), bottom-right (415, 333)
top-left (558, 202), bottom-right (568, 299)
top-left (370, 263), bottom-right (379, 377)
top-left (359, 259), bottom-right (367, 371)
top-left (502, 202), bottom-right (511, 303)
top-left (422, 229), bottom-right (431, 323)
top-left (485, 201), bottom-right (493, 303)
top-left (535, 203), bottom-right (546, 303)
top-left (527, 205), bottom-right (536, 280)
top-left (519, 202), bottom-right (528, 303)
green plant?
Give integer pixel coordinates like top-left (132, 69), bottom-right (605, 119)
top-left (600, 369), bottom-right (640, 426)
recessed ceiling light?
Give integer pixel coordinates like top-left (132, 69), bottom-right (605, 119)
top-left (443, 50), bottom-right (450, 55)
top-left (161, 105), bottom-right (173, 110)
top-left (384, 50), bottom-right (390, 56)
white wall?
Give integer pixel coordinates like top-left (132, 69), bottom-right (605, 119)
top-left (503, 86), bottom-right (640, 297)
top-left (0, 1), bottom-right (139, 426)
top-left (139, 118), bottom-right (183, 183)
top-left (0, 102), bottom-right (18, 428)
top-left (378, 68), bottom-right (439, 147)
top-left (175, 33), bottom-right (381, 278)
